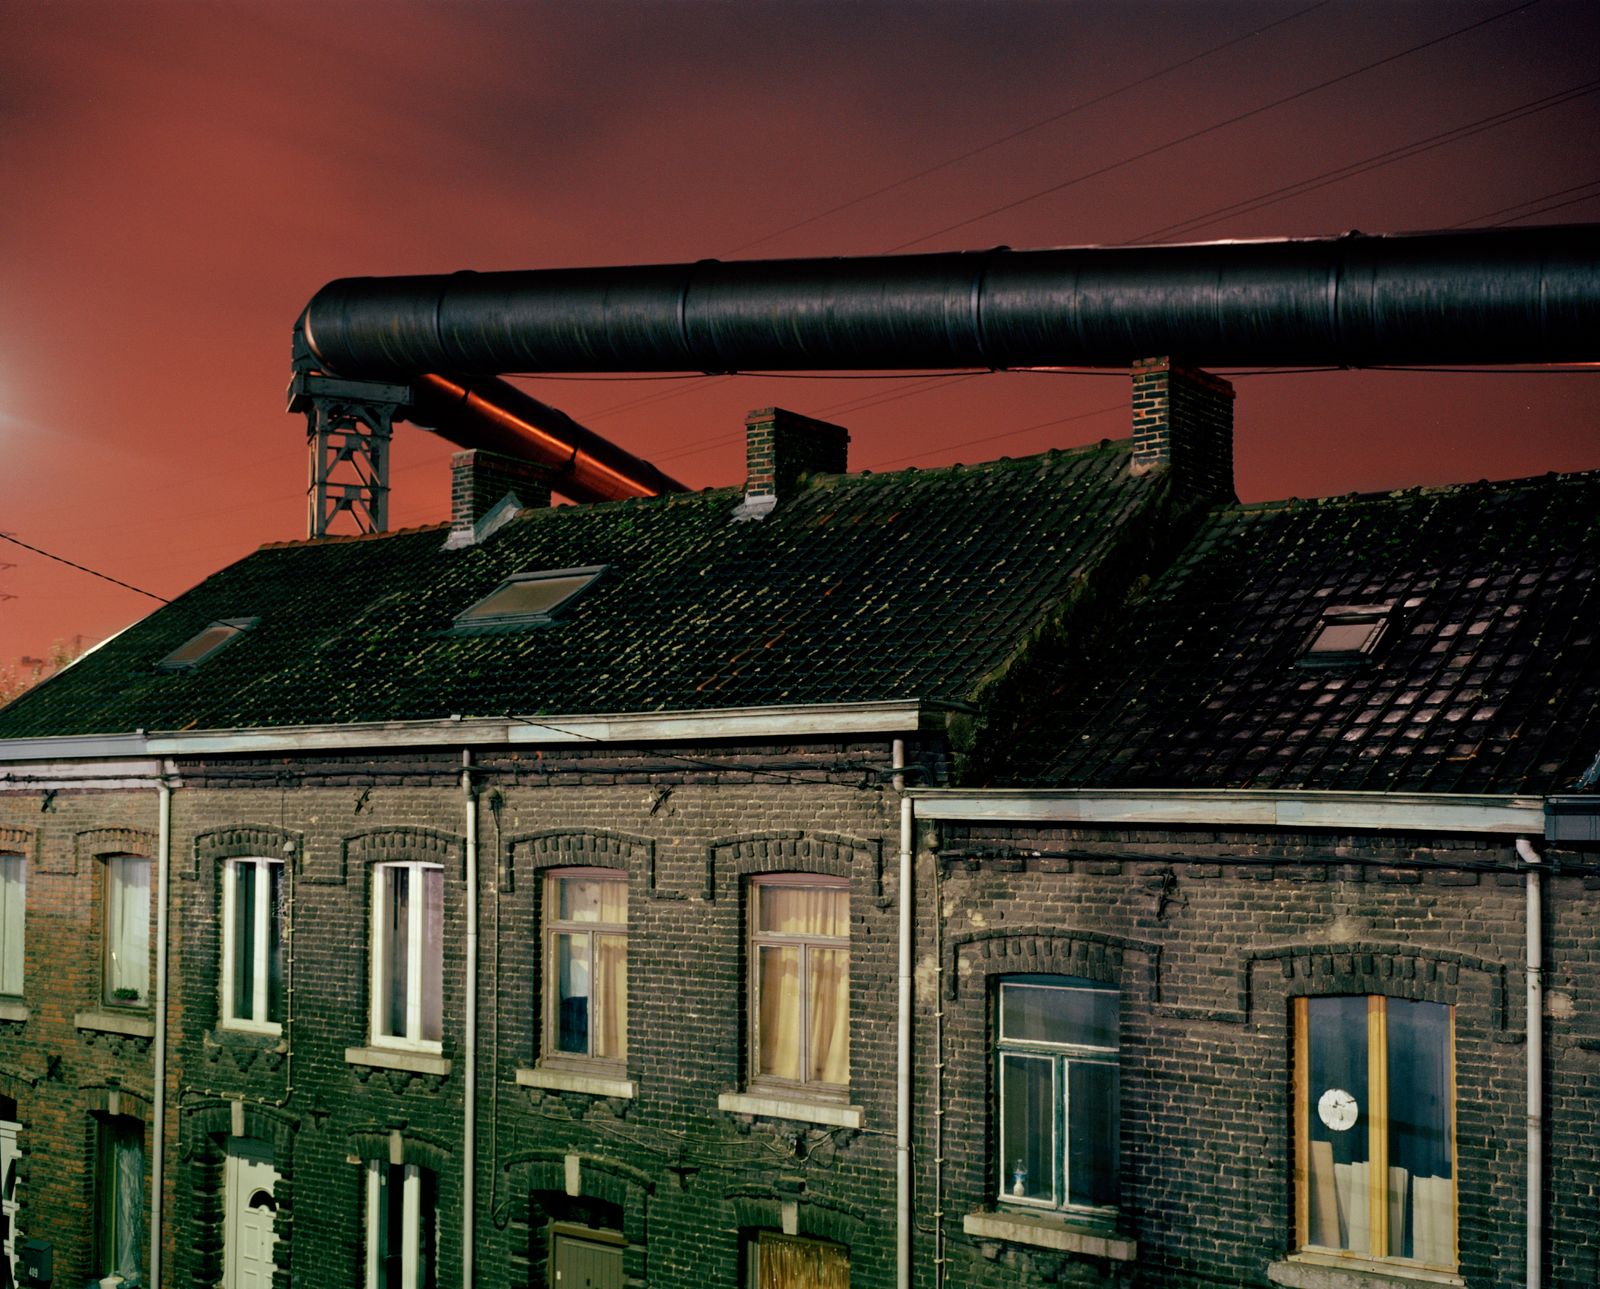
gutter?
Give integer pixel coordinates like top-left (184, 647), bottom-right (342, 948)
top-left (908, 787), bottom-right (1545, 835)
top-left (462, 752), bottom-right (479, 1289)
top-left (893, 740), bottom-right (912, 1289)
top-left (150, 765), bottom-right (173, 1289)
top-left (1518, 837), bottom-right (1544, 1289)
top-left (0, 699), bottom-right (950, 765)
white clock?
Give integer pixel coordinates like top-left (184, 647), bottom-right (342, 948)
top-left (1318, 1087), bottom-right (1359, 1132)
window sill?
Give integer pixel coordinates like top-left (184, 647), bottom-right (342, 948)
top-left (1267, 1257), bottom-right (1464, 1289)
top-left (0, 1000), bottom-right (27, 1023)
top-left (75, 1009), bottom-right (155, 1039)
top-left (717, 1090), bottom-right (862, 1129)
top-left (516, 1065), bottom-right (636, 1099)
top-left (344, 1045), bottom-right (452, 1078)
top-left (964, 1210), bottom-right (1136, 1262)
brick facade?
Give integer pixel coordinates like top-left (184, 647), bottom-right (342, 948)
top-left (1, 751), bottom-right (1594, 1288)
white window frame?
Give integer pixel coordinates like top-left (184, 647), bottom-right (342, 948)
top-left (220, 857), bottom-right (284, 1034)
top-left (369, 862), bottom-right (443, 1052)
top-left (0, 854), bottom-right (23, 998)
top-left (364, 1160), bottom-right (436, 1289)
top-left (995, 974), bottom-right (1120, 1217)
top-left (749, 873), bottom-right (850, 1096)
top-left (104, 855), bottom-right (151, 1008)
top-left (542, 868), bottom-right (628, 1068)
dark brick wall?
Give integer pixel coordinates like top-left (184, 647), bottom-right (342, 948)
top-left (927, 822), bottom-right (1595, 1289)
top-left (743, 407), bottom-right (850, 498)
top-left (3, 764), bottom-right (1595, 1289)
top-left (1130, 358), bottom-right (1235, 504)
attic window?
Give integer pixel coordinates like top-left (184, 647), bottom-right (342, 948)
top-left (157, 618), bottom-right (257, 671)
top-left (454, 566), bottom-right (605, 630)
top-left (1298, 603), bottom-right (1394, 669)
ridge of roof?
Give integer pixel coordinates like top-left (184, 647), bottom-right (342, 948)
top-left (1226, 465), bottom-right (1600, 516)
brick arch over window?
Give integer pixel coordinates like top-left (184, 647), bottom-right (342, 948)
top-left (506, 829), bottom-right (655, 895)
top-left (726, 1191), bottom-right (866, 1244)
top-left (178, 1100), bottom-right (299, 1288)
top-left (946, 928), bottom-right (1160, 1002)
top-left (82, 1082), bottom-right (153, 1122)
top-left (1242, 942), bottom-right (1510, 1032)
top-left (189, 824), bottom-right (303, 881)
top-left (349, 1128), bottom-right (454, 1176)
top-left (330, 826), bottom-right (465, 887)
top-left (61, 826), bottom-right (154, 877)
top-left (706, 830), bottom-right (882, 902)
top-left (504, 1149), bottom-right (653, 1283)
top-left (0, 826), bottom-right (35, 863)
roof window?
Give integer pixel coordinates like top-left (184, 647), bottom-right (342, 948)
top-left (454, 566), bottom-right (605, 631)
top-left (1297, 603), bottom-right (1394, 669)
top-left (157, 618), bottom-right (257, 671)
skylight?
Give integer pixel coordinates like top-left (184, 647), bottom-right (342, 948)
top-left (454, 566), bottom-right (605, 630)
top-left (157, 618), bottom-right (257, 671)
top-left (1298, 603), bottom-right (1394, 669)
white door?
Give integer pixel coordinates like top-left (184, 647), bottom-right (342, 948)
top-left (225, 1138), bottom-right (280, 1289)
top-left (0, 1116), bottom-right (18, 1282)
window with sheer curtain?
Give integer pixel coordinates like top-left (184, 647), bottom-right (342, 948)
top-left (544, 869), bottom-right (628, 1065)
top-left (0, 854), bottom-right (22, 998)
top-left (222, 857), bottom-right (285, 1032)
top-left (105, 856), bottom-right (151, 1007)
top-left (1295, 995), bottom-right (1456, 1270)
top-left (365, 1160), bottom-right (438, 1289)
top-left (96, 1112), bottom-right (144, 1285)
top-left (370, 862), bottom-right (443, 1050)
top-left (750, 875), bottom-right (849, 1092)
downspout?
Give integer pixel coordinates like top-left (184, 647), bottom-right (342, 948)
top-left (462, 751), bottom-right (479, 1289)
top-left (894, 739), bottom-right (912, 1289)
top-left (1517, 836), bottom-right (1543, 1289)
top-left (150, 764), bottom-right (173, 1289)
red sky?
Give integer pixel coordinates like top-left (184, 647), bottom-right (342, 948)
top-left (3, 0), bottom-right (1597, 679)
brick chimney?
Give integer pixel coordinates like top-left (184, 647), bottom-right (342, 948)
top-left (742, 407), bottom-right (849, 507)
top-left (446, 449), bottom-right (553, 548)
top-left (1130, 358), bottom-right (1235, 504)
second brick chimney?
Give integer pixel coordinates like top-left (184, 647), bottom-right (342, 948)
top-left (445, 448), bottom-right (554, 548)
top-left (1130, 358), bottom-right (1236, 504)
top-left (738, 407), bottom-right (850, 519)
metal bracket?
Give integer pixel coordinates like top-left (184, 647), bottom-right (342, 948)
top-left (289, 373), bottom-right (412, 538)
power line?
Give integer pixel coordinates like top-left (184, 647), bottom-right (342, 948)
top-left (0, 532), bottom-right (170, 603)
top-left (725, 0), bottom-right (1334, 256)
top-left (1132, 76), bottom-right (1600, 242)
top-left (1447, 178), bottom-right (1600, 228)
top-left (885, 0), bottom-right (1540, 252)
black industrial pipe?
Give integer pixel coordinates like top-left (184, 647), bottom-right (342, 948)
top-left (303, 226), bottom-right (1599, 376)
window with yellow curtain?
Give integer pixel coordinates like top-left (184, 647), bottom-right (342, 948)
top-left (1294, 995), bottom-right (1456, 1271)
top-left (747, 1232), bottom-right (849, 1289)
top-left (750, 875), bottom-right (849, 1092)
top-left (544, 869), bottom-right (628, 1065)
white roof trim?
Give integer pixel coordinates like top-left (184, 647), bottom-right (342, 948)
top-left (908, 787), bottom-right (1544, 835)
top-left (0, 700), bottom-right (933, 763)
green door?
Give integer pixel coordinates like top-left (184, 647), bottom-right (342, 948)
top-left (552, 1229), bottom-right (623, 1289)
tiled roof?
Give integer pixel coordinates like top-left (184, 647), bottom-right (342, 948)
top-left (0, 443), bottom-right (1160, 738)
top-left (993, 470), bottom-right (1600, 795)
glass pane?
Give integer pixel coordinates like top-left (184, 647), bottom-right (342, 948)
top-left (266, 861), bottom-right (286, 1024)
top-left (380, 867), bottom-right (410, 1039)
top-left (378, 1163), bottom-right (400, 1289)
top-left (1067, 1060), bottom-right (1120, 1208)
top-left (999, 1053), bottom-right (1054, 1203)
top-left (1387, 999), bottom-right (1454, 1264)
top-left (233, 861), bottom-right (257, 1020)
top-left (757, 945), bottom-right (802, 1081)
top-left (1305, 996), bottom-right (1371, 1254)
top-left (422, 867), bottom-right (443, 1043)
top-left (460, 573), bottom-right (594, 621)
top-left (1310, 620), bottom-right (1381, 654)
top-left (596, 932), bottom-right (627, 1060)
top-left (108, 858), bottom-right (151, 1001)
top-left (0, 855), bottom-right (24, 996)
top-left (112, 1121), bottom-right (144, 1283)
top-left (807, 947), bottom-right (849, 1085)
top-left (1001, 979), bottom-right (1118, 1050)
top-left (757, 884), bottom-right (847, 938)
top-left (161, 621), bottom-right (241, 666)
top-left (558, 875), bottom-right (626, 924)
top-left (556, 932), bottom-right (592, 1054)
top-left (418, 1166), bottom-right (439, 1289)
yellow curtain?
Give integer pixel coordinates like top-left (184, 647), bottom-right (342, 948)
top-left (758, 886), bottom-right (847, 937)
top-left (758, 1235), bottom-right (849, 1289)
top-left (808, 949), bottom-right (849, 1085)
top-left (759, 947), bottom-right (802, 1080)
top-left (596, 932), bottom-right (627, 1060)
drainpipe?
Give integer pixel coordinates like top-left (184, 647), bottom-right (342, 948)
top-left (150, 764), bottom-right (173, 1289)
top-left (893, 739), bottom-right (912, 1289)
top-left (1516, 837), bottom-right (1543, 1289)
top-left (462, 751), bottom-right (479, 1289)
